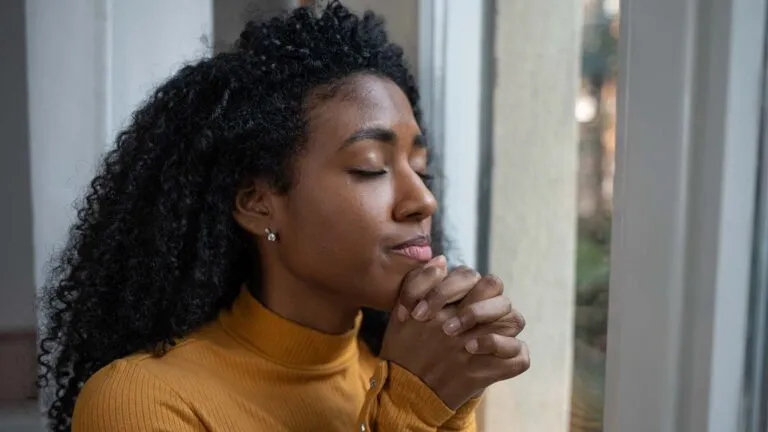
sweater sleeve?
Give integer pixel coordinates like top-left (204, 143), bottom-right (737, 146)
top-left (356, 360), bottom-right (476, 432)
top-left (439, 396), bottom-right (481, 432)
top-left (73, 360), bottom-right (206, 432)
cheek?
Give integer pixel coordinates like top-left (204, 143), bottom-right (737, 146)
top-left (274, 169), bottom-right (422, 310)
top-left (290, 180), bottom-right (389, 250)
top-left (278, 178), bottom-right (401, 297)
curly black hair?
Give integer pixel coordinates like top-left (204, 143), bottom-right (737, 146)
top-left (36, 2), bottom-right (446, 430)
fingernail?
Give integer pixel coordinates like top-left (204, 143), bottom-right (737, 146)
top-left (412, 300), bottom-right (428, 320)
top-left (443, 317), bottom-right (461, 335)
top-left (465, 339), bottom-right (478, 354)
top-left (397, 305), bottom-right (409, 322)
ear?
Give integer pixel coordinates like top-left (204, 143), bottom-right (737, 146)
top-left (233, 180), bottom-right (277, 238)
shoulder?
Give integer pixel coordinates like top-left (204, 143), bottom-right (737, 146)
top-left (77, 353), bottom-right (173, 398)
top-left (73, 354), bottom-right (204, 431)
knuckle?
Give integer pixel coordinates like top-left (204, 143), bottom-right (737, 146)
top-left (508, 338), bottom-right (523, 357)
top-left (427, 286), bottom-right (449, 306)
top-left (519, 341), bottom-right (531, 370)
top-left (453, 265), bottom-right (480, 280)
top-left (521, 357), bottom-right (531, 373)
top-left (500, 341), bottom-right (530, 379)
top-left (461, 305), bottom-right (480, 327)
top-left (399, 289), bottom-right (421, 307)
top-left (501, 298), bottom-right (513, 316)
top-left (504, 363), bottom-right (524, 380)
top-left (482, 274), bottom-right (505, 296)
top-left (424, 265), bottom-right (445, 279)
top-left (401, 266), bottom-right (444, 304)
top-left (478, 334), bottom-right (500, 352)
top-left (496, 324), bottom-right (519, 338)
top-left (436, 305), bottom-right (457, 323)
top-left (400, 271), bottom-right (418, 290)
top-left (511, 310), bottom-right (526, 331)
top-left (400, 272), bottom-right (421, 294)
top-left (520, 354), bottom-right (531, 373)
top-left (488, 333), bottom-right (503, 348)
top-left (453, 265), bottom-right (473, 274)
top-left (504, 367), bottom-right (521, 380)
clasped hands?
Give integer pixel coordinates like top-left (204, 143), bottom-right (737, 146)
top-left (380, 255), bottom-right (530, 410)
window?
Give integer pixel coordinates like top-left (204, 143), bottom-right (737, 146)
top-left (5, 1), bottom-right (765, 431)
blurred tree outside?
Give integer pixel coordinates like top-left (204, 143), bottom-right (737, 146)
top-left (571, 0), bottom-right (618, 431)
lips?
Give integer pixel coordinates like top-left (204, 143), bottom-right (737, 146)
top-left (391, 235), bottom-right (433, 262)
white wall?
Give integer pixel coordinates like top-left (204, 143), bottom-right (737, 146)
top-left (24, 0), bottom-right (214, 295)
top-left (604, 0), bottom-right (765, 430)
top-left (108, 0), bottom-right (213, 143)
top-left (25, 0), bottom-right (110, 292)
top-left (485, 1), bottom-right (580, 430)
top-left (0, 0), bottom-right (35, 330)
top-left (439, 2), bottom-right (484, 269)
top-left (418, 2), bottom-right (580, 430)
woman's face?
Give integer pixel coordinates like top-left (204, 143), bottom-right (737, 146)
top-left (268, 74), bottom-right (437, 312)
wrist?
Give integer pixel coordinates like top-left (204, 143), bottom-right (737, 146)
top-left (385, 361), bottom-right (457, 425)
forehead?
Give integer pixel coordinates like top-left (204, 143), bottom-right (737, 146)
top-left (305, 75), bottom-right (418, 143)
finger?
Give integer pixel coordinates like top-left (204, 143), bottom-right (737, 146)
top-left (397, 255), bottom-right (448, 321)
top-left (457, 274), bottom-right (505, 311)
top-left (456, 313), bottom-right (522, 342)
top-left (443, 296), bottom-right (512, 335)
top-left (463, 308), bottom-right (526, 338)
top-left (500, 340), bottom-right (530, 379)
top-left (417, 266), bottom-right (481, 321)
top-left (465, 334), bottom-right (522, 358)
top-left (507, 308), bottom-right (526, 337)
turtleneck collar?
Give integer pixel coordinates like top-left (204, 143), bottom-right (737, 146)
top-left (218, 287), bottom-right (362, 370)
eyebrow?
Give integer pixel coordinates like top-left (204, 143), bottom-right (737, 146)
top-left (340, 126), bottom-right (426, 150)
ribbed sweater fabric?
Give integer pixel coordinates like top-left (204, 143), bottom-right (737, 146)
top-left (72, 287), bottom-right (479, 431)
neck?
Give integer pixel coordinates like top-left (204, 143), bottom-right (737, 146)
top-left (250, 263), bottom-right (359, 335)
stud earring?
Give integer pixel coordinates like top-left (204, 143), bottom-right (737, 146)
top-left (265, 228), bottom-right (277, 242)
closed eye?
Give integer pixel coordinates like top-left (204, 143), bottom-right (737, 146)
top-left (348, 169), bottom-right (388, 178)
top-left (347, 169), bottom-right (433, 183)
top-left (417, 172), bottom-right (434, 181)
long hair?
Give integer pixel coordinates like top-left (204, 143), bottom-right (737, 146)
top-left (36, 2), bottom-right (446, 430)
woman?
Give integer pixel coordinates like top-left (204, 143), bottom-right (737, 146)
top-left (38, 2), bottom-right (530, 431)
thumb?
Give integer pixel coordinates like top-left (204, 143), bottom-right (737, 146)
top-left (427, 254), bottom-right (448, 271)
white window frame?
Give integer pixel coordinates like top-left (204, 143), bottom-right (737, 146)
top-left (743, 46), bottom-right (768, 431)
top-left (604, 0), bottom-right (766, 431)
top-left (418, 0), bottom-right (489, 271)
top-left (424, 0), bottom-right (768, 430)
top-left (420, 1), bottom-right (578, 430)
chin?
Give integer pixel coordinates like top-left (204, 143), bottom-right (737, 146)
top-left (355, 262), bottom-right (410, 312)
top-left (361, 292), bottom-right (398, 313)
top-left (361, 280), bottom-right (401, 312)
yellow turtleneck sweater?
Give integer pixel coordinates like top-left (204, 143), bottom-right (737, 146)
top-left (73, 288), bottom-right (479, 431)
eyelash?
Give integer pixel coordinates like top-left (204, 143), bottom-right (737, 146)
top-left (349, 169), bottom-right (387, 178)
top-left (349, 169), bottom-right (434, 182)
top-left (418, 172), bottom-right (434, 182)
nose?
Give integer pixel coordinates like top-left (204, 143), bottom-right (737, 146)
top-left (392, 167), bottom-right (438, 223)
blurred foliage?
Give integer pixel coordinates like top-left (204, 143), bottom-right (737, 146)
top-left (576, 233), bottom-right (610, 299)
top-left (572, 2), bottom-right (619, 431)
top-left (572, 225), bottom-right (611, 432)
top-left (582, 2), bottom-right (619, 80)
